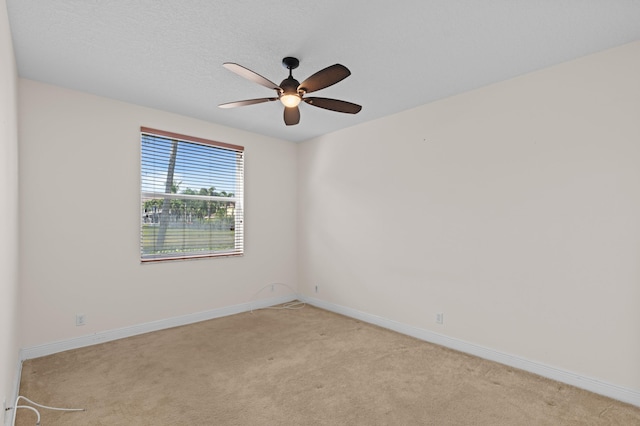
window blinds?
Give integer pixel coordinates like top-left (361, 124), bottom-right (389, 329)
top-left (140, 127), bottom-right (244, 261)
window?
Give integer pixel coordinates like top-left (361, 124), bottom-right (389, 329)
top-left (140, 127), bottom-right (244, 262)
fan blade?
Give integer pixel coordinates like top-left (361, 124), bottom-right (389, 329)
top-left (218, 98), bottom-right (278, 108)
top-left (223, 63), bottom-right (281, 91)
top-left (303, 97), bottom-right (362, 114)
top-left (284, 106), bottom-right (300, 126)
top-left (298, 64), bottom-right (351, 94)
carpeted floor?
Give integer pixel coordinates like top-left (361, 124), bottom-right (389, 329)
top-left (15, 304), bottom-right (640, 425)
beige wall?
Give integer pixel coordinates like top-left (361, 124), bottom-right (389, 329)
top-left (298, 41), bottom-right (640, 390)
top-left (0, 0), bottom-right (19, 416)
top-left (18, 79), bottom-right (298, 348)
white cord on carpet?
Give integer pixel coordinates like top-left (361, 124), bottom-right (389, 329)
top-left (11, 395), bottom-right (85, 426)
top-left (248, 282), bottom-right (305, 313)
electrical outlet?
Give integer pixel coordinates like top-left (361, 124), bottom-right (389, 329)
top-left (436, 313), bottom-right (444, 325)
top-left (76, 313), bottom-right (86, 326)
top-left (314, 285), bottom-right (318, 293)
top-left (270, 284), bottom-right (275, 292)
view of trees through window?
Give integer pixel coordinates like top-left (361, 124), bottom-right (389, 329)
top-left (140, 129), bottom-right (244, 261)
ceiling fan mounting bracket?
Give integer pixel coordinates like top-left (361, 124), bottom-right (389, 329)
top-left (282, 57), bottom-right (300, 70)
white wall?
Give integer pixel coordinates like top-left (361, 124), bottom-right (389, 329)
top-left (18, 79), bottom-right (298, 348)
top-left (298, 41), bottom-right (640, 391)
top-left (0, 0), bottom-right (19, 419)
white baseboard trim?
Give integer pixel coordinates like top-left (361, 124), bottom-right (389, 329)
top-left (17, 294), bottom-right (640, 408)
top-left (301, 296), bottom-right (640, 408)
top-left (19, 295), bottom-right (297, 361)
top-left (4, 358), bottom-right (22, 426)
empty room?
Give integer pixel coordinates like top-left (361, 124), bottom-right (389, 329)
top-left (1, 1), bottom-right (640, 425)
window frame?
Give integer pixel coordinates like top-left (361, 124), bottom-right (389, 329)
top-left (140, 127), bottom-right (244, 262)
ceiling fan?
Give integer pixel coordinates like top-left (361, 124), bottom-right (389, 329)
top-left (219, 57), bottom-right (362, 126)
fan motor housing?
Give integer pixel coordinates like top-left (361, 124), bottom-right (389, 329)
top-left (280, 77), bottom-right (300, 94)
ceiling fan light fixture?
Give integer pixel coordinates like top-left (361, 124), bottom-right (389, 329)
top-left (280, 93), bottom-right (301, 108)
top-left (220, 58), bottom-right (361, 125)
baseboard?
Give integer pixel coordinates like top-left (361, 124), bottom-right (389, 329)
top-left (17, 294), bottom-right (640, 408)
top-left (4, 358), bottom-right (22, 426)
top-left (20, 294), bottom-right (297, 361)
top-left (301, 296), bottom-right (640, 408)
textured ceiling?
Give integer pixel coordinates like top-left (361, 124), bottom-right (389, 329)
top-left (6, 1), bottom-right (640, 142)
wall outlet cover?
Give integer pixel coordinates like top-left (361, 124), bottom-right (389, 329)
top-left (76, 314), bottom-right (87, 326)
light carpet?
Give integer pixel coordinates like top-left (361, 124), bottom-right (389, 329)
top-left (15, 304), bottom-right (640, 425)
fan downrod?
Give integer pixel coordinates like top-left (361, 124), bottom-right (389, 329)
top-left (282, 57), bottom-right (299, 70)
